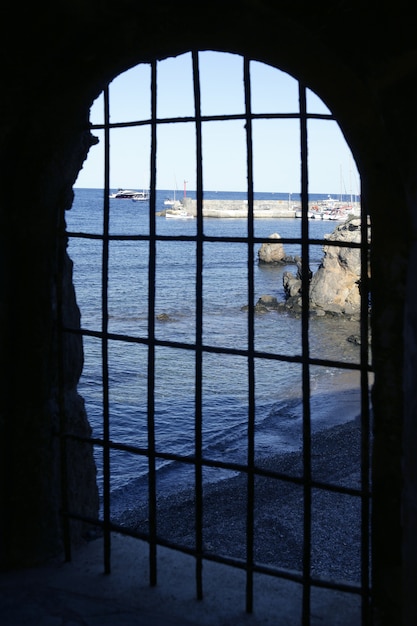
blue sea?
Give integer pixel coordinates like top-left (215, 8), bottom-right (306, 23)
top-left (67, 188), bottom-right (362, 515)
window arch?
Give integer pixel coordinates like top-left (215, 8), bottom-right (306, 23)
top-left (63, 51), bottom-right (371, 624)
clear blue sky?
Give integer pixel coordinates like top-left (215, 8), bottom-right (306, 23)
top-left (75, 51), bottom-right (360, 195)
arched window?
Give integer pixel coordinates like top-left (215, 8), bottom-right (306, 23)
top-left (64, 51), bottom-right (371, 624)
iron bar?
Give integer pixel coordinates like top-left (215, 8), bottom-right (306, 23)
top-left (57, 158), bottom-right (71, 565)
top-left (62, 327), bottom-right (369, 371)
top-left (61, 55), bottom-right (372, 625)
top-left (360, 192), bottom-right (372, 623)
top-left (147, 60), bottom-right (158, 587)
top-left (243, 55), bottom-right (256, 614)
top-left (66, 229), bottom-right (363, 250)
top-left (299, 82), bottom-right (312, 625)
top-left (89, 111), bottom-right (335, 132)
top-left (192, 49), bottom-right (204, 601)
top-left (102, 84), bottom-right (112, 575)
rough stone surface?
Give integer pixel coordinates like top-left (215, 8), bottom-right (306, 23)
top-left (0, 3), bottom-right (416, 623)
top-left (258, 233), bottom-right (290, 264)
top-left (309, 218), bottom-right (365, 317)
top-left (282, 218), bottom-right (369, 318)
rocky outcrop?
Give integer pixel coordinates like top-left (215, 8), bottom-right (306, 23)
top-left (254, 294), bottom-right (279, 312)
top-left (283, 256), bottom-right (311, 298)
top-left (283, 218), bottom-right (369, 318)
top-left (309, 218), bottom-right (365, 316)
top-left (258, 233), bottom-right (295, 264)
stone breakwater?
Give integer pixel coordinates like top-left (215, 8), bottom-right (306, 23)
top-left (181, 198), bottom-right (297, 218)
top-left (171, 198), bottom-right (361, 218)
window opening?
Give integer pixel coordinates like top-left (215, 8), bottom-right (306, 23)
top-left (64, 51), bottom-right (371, 624)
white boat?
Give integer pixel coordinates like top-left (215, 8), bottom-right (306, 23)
top-left (164, 180), bottom-right (192, 217)
top-left (164, 185), bottom-right (180, 206)
top-left (295, 209), bottom-right (314, 219)
top-left (328, 209), bottom-right (348, 220)
top-left (109, 189), bottom-right (149, 200)
top-left (165, 200), bottom-right (183, 210)
top-left (131, 190), bottom-right (150, 201)
top-left (165, 208), bottom-right (194, 220)
top-left (109, 189), bottom-right (139, 199)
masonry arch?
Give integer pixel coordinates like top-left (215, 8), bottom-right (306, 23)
top-left (61, 47), bottom-right (369, 619)
top-left (1, 5), bottom-right (414, 624)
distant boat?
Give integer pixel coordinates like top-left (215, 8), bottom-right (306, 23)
top-left (165, 208), bottom-right (194, 220)
top-left (295, 209), bottom-right (314, 219)
top-left (109, 189), bottom-right (149, 200)
top-left (131, 190), bottom-right (150, 202)
top-left (109, 189), bottom-right (138, 199)
top-left (164, 178), bottom-right (191, 217)
top-left (317, 197), bottom-right (352, 221)
top-left (165, 199), bottom-right (183, 210)
top-left (164, 184), bottom-right (180, 206)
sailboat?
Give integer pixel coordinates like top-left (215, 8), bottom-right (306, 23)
top-left (164, 179), bottom-right (194, 219)
top-left (164, 191), bottom-right (181, 209)
top-left (164, 179), bottom-right (183, 209)
top-left (164, 186), bottom-right (182, 209)
top-left (165, 209), bottom-right (194, 220)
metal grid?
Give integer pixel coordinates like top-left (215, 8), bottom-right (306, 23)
top-left (61, 52), bottom-right (372, 624)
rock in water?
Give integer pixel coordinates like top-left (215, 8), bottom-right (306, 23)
top-left (282, 218), bottom-right (370, 318)
top-left (309, 218), bottom-right (368, 317)
top-left (258, 233), bottom-right (287, 264)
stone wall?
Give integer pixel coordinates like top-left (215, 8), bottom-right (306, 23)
top-left (183, 198), bottom-right (296, 218)
top-left (0, 2), bottom-right (416, 624)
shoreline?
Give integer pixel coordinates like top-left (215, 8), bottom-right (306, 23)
top-left (118, 415), bottom-right (367, 585)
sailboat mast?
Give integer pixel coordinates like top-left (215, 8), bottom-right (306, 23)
top-left (340, 164), bottom-right (342, 201)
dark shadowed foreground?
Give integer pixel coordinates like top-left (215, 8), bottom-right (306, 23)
top-left (119, 417), bottom-right (366, 585)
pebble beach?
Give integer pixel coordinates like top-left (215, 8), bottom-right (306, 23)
top-left (118, 414), bottom-right (368, 586)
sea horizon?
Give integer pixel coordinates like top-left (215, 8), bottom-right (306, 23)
top-left (73, 186), bottom-right (360, 204)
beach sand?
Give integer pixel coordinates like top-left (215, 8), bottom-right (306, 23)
top-left (118, 412), bottom-right (369, 586)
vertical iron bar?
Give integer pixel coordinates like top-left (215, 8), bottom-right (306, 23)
top-left (147, 60), bottom-right (158, 587)
top-left (244, 56), bottom-right (255, 615)
top-left (102, 84), bottom-right (111, 574)
top-left (192, 50), bottom-right (204, 601)
top-left (359, 187), bottom-right (372, 623)
top-left (299, 82), bottom-right (312, 625)
top-left (57, 170), bottom-right (71, 563)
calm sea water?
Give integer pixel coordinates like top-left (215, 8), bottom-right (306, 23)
top-left (67, 188), bottom-right (361, 511)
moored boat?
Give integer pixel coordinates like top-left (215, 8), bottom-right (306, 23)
top-left (131, 190), bottom-right (150, 201)
top-left (165, 208), bottom-right (194, 219)
top-left (295, 209), bottom-right (314, 219)
top-left (165, 200), bottom-right (183, 210)
top-left (109, 188), bottom-right (150, 200)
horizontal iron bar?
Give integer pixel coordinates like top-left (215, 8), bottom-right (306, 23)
top-left (62, 325), bottom-right (371, 371)
top-left (63, 509), bottom-right (366, 597)
top-left (60, 431), bottom-right (369, 498)
top-left (89, 111), bottom-right (334, 131)
top-left (67, 230), bottom-right (366, 250)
